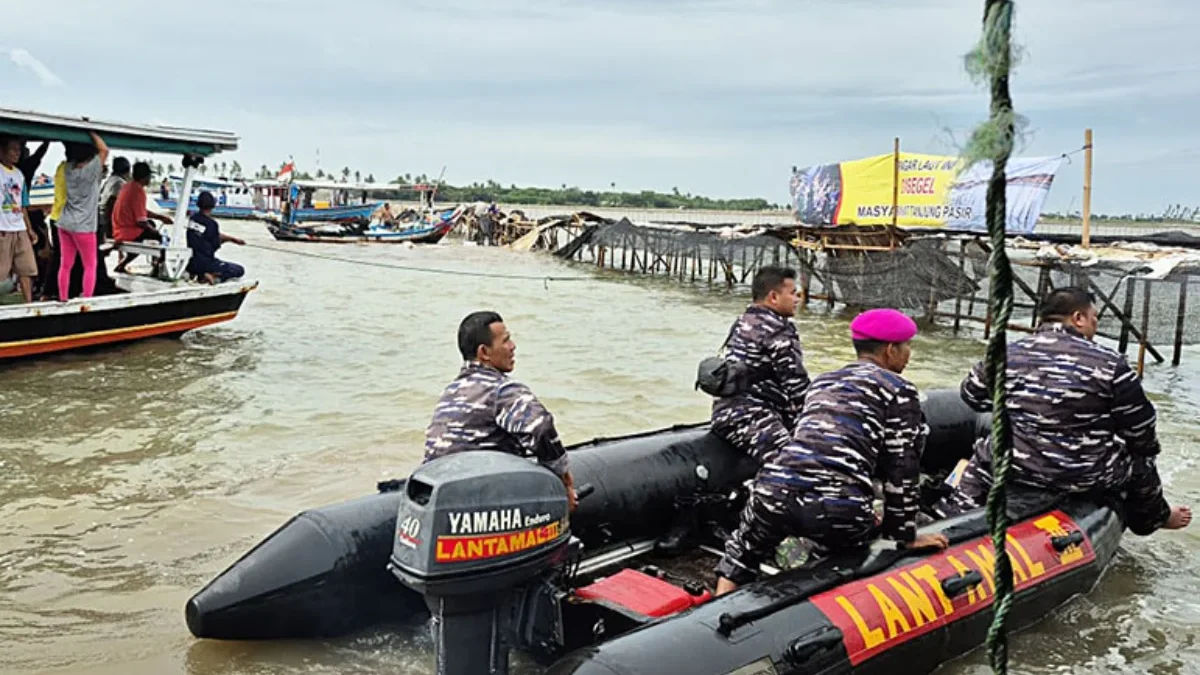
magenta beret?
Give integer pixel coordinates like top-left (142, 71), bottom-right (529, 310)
top-left (850, 308), bottom-right (918, 343)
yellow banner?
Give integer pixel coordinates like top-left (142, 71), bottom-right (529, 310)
top-left (788, 151), bottom-right (1062, 233)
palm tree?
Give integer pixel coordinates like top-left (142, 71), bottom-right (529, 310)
top-left (166, 163), bottom-right (176, 175)
top-left (316, 168), bottom-right (325, 178)
top-left (260, 164), bottom-right (269, 179)
top-left (354, 170), bottom-right (361, 184)
top-left (199, 165), bottom-right (208, 176)
top-left (341, 167), bottom-right (351, 183)
top-left (366, 173), bottom-right (375, 183)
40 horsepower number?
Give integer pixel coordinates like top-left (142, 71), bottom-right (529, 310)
top-left (397, 516), bottom-right (422, 547)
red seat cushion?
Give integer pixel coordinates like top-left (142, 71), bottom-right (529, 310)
top-left (575, 569), bottom-right (700, 618)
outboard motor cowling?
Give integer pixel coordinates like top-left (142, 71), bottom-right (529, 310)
top-left (388, 451), bottom-right (572, 675)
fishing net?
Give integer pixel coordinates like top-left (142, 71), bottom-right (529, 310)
top-left (553, 218), bottom-right (804, 285)
top-left (548, 217), bottom-right (1200, 349)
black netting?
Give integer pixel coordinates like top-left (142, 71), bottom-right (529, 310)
top-left (818, 238), bottom-right (979, 310)
top-left (554, 218), bottom-right (805, 285)
top-left (548, 219), bottom-right (1200, 349)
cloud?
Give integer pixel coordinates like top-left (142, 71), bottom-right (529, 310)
top-left (6, 47), bottom-right (64, 87)
top-left (2, 0), bottom-right (1197, 213)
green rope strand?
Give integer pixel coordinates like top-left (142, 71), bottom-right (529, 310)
top-left (965, 1), bottom-right (1018, 673)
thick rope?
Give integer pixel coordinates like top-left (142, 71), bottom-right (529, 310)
top-left (966, 1), bottom-right (1018, 673)
top-left (241, 241), bottom-right (589, 288)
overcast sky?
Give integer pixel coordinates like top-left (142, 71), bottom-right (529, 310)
top-left (3, 0), bottom-right (1196, 214)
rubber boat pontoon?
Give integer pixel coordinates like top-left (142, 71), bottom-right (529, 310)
top-left (186, 390), bottom-right (1122, 674)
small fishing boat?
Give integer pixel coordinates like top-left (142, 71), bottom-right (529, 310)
top-left (155, 174), bottom-right (261, 220)
top-left (186, 390), bottom-right (1118, 675)
top-left (0, 107), bottom-right (257, 360)
top-left (289, 202), bottom-right (383, 224)
top-left (266, 206), bottom-right (460, 244)
top-left (264, 178), bottom-right (390, 225)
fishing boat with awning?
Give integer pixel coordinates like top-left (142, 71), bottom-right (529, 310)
top-left (0, 108), bottom-right (257, 360)
top-left (156, 174), bottom-right (263, 220)
top-left (267, 179), bottom-right (460, 244)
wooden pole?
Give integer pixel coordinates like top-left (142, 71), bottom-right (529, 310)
top-left (1082, 128), bottom-right (1093, 248)
top-left (891, 137), bottom-right (900, 248)
top-left (1137, 279), bottom-right (1152, 376)
top-left (1174, 277), bottom-right (1188, 367)
top-left (800, 251), bottom-right (812, 308)
top-left (954, 239), bottom-right (967, 333)
top-left (1119, 278), bottom-right (1135, 354)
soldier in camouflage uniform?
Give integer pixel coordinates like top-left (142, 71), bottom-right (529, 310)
top-left (930, 288), bottom-right (1191, 534)
top-left (710, 266), bottom-right (811, 464)
top-left (715, 309), bottom-right (948, 595)
top-left (424, 310), bottom-right (577, 511)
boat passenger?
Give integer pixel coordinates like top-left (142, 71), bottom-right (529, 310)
top-left (56, 132), bottom-right (109, 300)
top-left (186, 191), bottom-right (246, 283)
top-left (708, 266), bottom-right (810, 464)
top-left (930, 287), bottom-right (1192, 534)
top-left (17, 142), bottom-right (52, 295)
top-left (99, 157), bottom-right (131, 241)
top-left (113, 162), bottom-right (173, 273)
top-left (0, 134), bottom-right (39, 303)
top-left (715, 309), bottom-right (948, 596)
top-left (424, 311), bottom-right (578, 512)
top-left (17, 141), bottom-right (49, 187)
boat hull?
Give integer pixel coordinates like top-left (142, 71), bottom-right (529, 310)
top-left (155, 198), bottom-right (260, 220)
top-left (186, 424), bottom-right (754, 639)
top-left (184, 391), bottom-right (984, 641)
top-left (185, 391), bottom-right (1121, 675)
top-left (266, 220), bottom-right (453, 245)
top-left (548, 498), bottom-right (1121, 675)
top-left (0, 281), bottom-right (257, 360)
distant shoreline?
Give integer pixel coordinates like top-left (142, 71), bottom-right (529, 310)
top-left (411, 201), bottom-right (1200, 232)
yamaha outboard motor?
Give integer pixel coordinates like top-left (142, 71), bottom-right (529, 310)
top-left (388, 451), bottom-right (572, 675)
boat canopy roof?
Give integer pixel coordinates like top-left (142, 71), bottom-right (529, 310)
top-left (291, 178), bottom-right (437, 193)
top-left (0, 108), bottom-right (238, 157)
top-left (167, 174), bottom-right (249, 188)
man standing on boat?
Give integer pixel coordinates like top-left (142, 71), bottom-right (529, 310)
top-left (715, 309), bottom-right (948, 595)
top-left (185, 191), bottom-right (246, 283)
top-left (112, 162), bottom-right (173, 273)
top-left (424, 311), bottom-right (578, 512)
top-left (0, 135), bottom-right (39, 303)
top-left (930, 287), bottom-right (1192, 534)
top-left (707, 266), bottom-right (810, 464)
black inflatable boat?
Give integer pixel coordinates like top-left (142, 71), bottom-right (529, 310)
top-left (186, 390), bottom-right (1123, 674)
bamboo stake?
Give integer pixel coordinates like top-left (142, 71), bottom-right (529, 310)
top-left (1174, 278), bottom-right (1188, 367)
top-left (1082, 128), bottom-right (1093, 248)
top-left (891, 137), bottom-right (901, 249)
top-left (1137, 279), bottom-right (1152, 376)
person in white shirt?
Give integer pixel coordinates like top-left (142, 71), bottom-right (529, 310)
top-left (0, 135), bottom-right (39, 303)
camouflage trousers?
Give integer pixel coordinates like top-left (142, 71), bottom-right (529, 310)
top-left (711, 403), bottom-right (792, 464)
top-left (930, 445), bottom-right (1171, 536)
top-left (715, 485), bottom-right (875, 585)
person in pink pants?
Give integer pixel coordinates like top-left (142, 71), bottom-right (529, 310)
top-left (56, 131), bottom-right (108, 300)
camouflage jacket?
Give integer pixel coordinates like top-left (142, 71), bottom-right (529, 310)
top-left (424, 362), bottom-right (569, 476)
top-left (712, 305), bottom-right (810, 426)
top-left (961, 322), bottom-right (1160, 492)
top-left (759, 361), bottom-right (927, 543)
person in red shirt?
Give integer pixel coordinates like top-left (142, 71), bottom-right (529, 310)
top-left (112, 161), bottom-right (173, 273)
